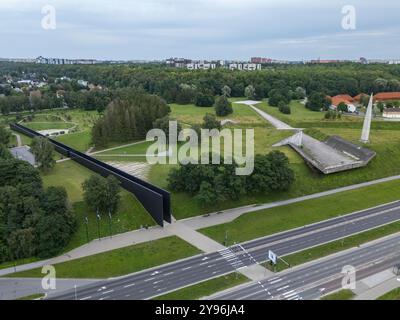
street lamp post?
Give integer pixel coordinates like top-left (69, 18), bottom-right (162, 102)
top-left (84, 216), bottom-right (89, 243)
top-left (108, 209), bottom-right (112, 239)
top-left (96, 209), bottom-right (101, 241)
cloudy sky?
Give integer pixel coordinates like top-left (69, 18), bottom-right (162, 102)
top-left (1, 0), bottom-right (399, 60)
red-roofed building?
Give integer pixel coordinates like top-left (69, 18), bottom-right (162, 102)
top-left (330, 94), bottom-right (357, 113)
top-left (374, 92), bottom-right (400, 101)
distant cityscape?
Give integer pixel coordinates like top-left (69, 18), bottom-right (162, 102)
top-left (1, 56), bottom-right (400, 70)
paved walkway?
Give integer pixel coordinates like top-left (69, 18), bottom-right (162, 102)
top-left (353, 270), bottom-right (400, 300)
top-left (88, 140), bottom-right (147, 155)
top-left (235, 100), bottom-right (294, 130)
top-left (12, 133), bottom-right (22, 147)
top-left (0, 227), bottom-right (170, 277)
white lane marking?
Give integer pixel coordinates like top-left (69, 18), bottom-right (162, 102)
top-left (277, 285), bottom-right (290, 291)
top-left (153, 280), bottom-right (164, 285)
top-left (102, 290), bottom-right (114, 295)
top-left (269, 278), bottom-right (282, 284)
top-left (164, 272), bottom-right (174, 276)
top-left (182, 267), bottom-right (192, 271)
top-left (282, 290), bottom-right (295, 297)
top-left (99, 296), bottom-right (110, 300)
top-left (145, 277), bottom-right (155, 282)
top-left (80, 296), bottom-right (92, 300)
top-left (123, 283), bottom-right (135, 288)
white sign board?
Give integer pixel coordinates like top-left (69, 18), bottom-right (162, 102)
top-left (268, 250), bottom-right (277, 265)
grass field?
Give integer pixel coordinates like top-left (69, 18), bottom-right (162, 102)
top-left (200, 178), bottom-right (400, 244)
top-left (8, 236), bottom-right (201, 279)
top-left (321, 290), bottom-right (355, 300)
top-left (24, 122), bottom-right (74, 131)
top-left (41, 160), bottom-right (155, 251)
top-left (154, 273), bottom-right (249, 300)
top-left (53, 130), bottom-right (92, 152)
top-left (378, 288), bottom-right (400, 300)
top-left (169, 99), bottom-right (269, 126)
top-left (256, 100), bottom-right (363, 127)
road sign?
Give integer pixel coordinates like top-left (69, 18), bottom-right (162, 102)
top-left (268, 250), bottom-right (277, 265)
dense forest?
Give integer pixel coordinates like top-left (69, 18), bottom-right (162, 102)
top-left (1, 62), bottom-right (400, 116)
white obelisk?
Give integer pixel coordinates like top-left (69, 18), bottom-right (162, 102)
top-left (361, 93), bottom-right (373, 143)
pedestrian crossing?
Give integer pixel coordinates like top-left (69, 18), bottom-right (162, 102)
top-left (218, 245), bottom-right (246, 270)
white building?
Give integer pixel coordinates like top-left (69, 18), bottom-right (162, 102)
top-left (229, 63), bottom-right (262, 71)
top-left (383, 108), bottom-right (400, 119)
top-left (187, 63), bottom-right (216, 70)
top-left (77, 80), bottom-right (89, 87)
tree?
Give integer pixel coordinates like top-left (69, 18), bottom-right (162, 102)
top-left (91, 91), bottom-right (170, 147)
top-left (195, 93), bottom-right (215, 107)
top-left (278, 101), bottom-right (291, 114)
top-left (195, 181), bottom-right (218, 207)
top-left (30, 137), bottom-right (55, 172)
top-left (8, 228), bottom-right (36, 260)
top-left (244, 85), bottom-right (256, 100)
top-left (176, 83), bottom-right (197, 104)
top-left (153, 116), bottom-right (182, 142)
top-left (245, 152), bottom-right (294, 193)
top-left (202, 113), bottom-right (221, 130)
top-left (294, 87), bottom-right (306, 100)
top-left (377, 101), bottom-right (385, 112)
top-left (82, 175), bottom-right (121, 214)
top-left (35, 187), bottom-right (76, 258)
top-left (306, 92), bottom-right (331, 112)
top-left (221, 85), bottom-right (231, 97)
top-left (0, 126), bottom-right (11, 145)
top-left (214, 95), bottom-right (233, 117)
top-left (0, 144), bottom-right (12, 159)
top-left (337, 102), bottom-right (348, 113)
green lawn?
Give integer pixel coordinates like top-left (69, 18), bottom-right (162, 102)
top-left (200, 179), bottom-right (400, 244)
top-left (41, 160), bottom-right (155, 251)
top-left (154, 273), bottom-right (249, 300)
top-left (321, 290), bottom-right (355, 300)
top-left (24, 122), bottom-right (74, 131)
top-left (54, 130), bottom-right (92, 152)
top-left (96, 141), bottom-right (155, 155)
top-left (169, 99), bottom-right (267, 126)
top-left (377, 288), bottom-right (400, 300)
top-left (8, 236), bottom-right (201, 279)
top-left (256, 100), bottom-right (362, 127)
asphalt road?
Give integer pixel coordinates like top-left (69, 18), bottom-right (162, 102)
top-left (48, 201), bottom-right (400, 300)
top-left (212, 235), bottom-right (400, 300)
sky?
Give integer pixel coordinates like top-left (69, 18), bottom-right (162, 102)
top-left (1, 0), bottom-right (399, 61)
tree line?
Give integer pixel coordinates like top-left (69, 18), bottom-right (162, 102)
top-left (91, 90), bottom-right (171, 147)
top-left (0, 129), bottom-right (76, 262)
top-left (167, 151), bottom-right (295, 206)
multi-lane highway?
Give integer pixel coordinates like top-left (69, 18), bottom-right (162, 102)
top-left (211, 234), bottom-right (400, 300)
top-left (48, 201), bottom-right (400, 300)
